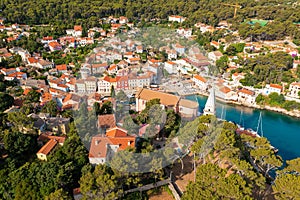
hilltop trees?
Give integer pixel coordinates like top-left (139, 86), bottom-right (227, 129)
top-left (273, 158), bottom-right (300, 199)
top-left (0, 93), bottom-right (14, 112)
top-left (240, 52), bottom-right (294, 86)
top-left (0, 122), bottom-right (88, 199)
top-left (182, 163), bottom-right (252, 200)
top-left (1, 0), bottom-right (300, 41)
top-left (79, 164), bottom-right (123, 200)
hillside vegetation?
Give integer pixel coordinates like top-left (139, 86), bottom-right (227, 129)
top-left (1, 0), bottom-right (300, 27)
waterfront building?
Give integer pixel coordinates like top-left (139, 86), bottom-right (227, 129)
top-left (263, 84), bottom-right (283, 95)
top-left (289, 82), bottom-right (300, 98)
top-left (237, 88), bottom-right (256, 105)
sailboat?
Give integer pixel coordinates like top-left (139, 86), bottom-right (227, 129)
top-left (220, 105), bottom-right (226, 120)
top-left (249, 111), bottom-right (263, 138)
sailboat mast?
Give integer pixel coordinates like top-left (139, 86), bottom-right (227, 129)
top-left (256, 112), bottom-right (263, 136)
top-left (260, 113), bottom-right (264, 137)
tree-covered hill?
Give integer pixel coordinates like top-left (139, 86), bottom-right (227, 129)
top-left (1, 0), bottom-right (300, 27)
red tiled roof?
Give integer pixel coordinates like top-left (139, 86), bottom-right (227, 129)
top-left (167, 61), bottom-right (176, 65)
top-left (108, 64), bottom-right (117, 71)
top-left (103, 76), bottom-right (117, 83)
top-left (194, 75), bottom-right (207, 83)
top-left (291, 82), bottom-right (300, 87)
top-left (49, 41), bottom-right (61, 48)
top-left (89, 131), bottom-right (135, 158)
top-left (106, 127), bottom-right (127, 137)
top-left (23, 88), bottom-right (32, 95)
top-left (98, 114), bottom-right (116, 129)
top-left (270, 84), bottom-right (282, 90)
top-left (41, 92), bottom-right (52, 102)
top-left (38, 134), bottom-right (66, 144)
top-left (37, 139), bottom-right (58, 155)
top-left (43, 36), bottom-right (53, 40)
top-left (219, 86), bottom-right (231, 94)
top-left (239, 88), bottom-right (255, 96)
top-left (92, 63), bottom-right (108, 68)
top-left (56, 64), bottom-right (67, 71)
top-left (109, 137), bottom-right (135, 150)
top-left (89, 136), bottom-right (111, 158)
top-left (129, 57), bottom-right (140, 62)
top-left (136, 88), bottom-right (180, 107)
top-left (170, 15), bottom-right (184, 19)
top-left (28, 57), bottom-right (38, 63)
top-left (74, 25), bottom-right (82, 31)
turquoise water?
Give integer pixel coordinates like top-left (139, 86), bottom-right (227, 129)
top-left (187, 95), bottom-right (300, 161)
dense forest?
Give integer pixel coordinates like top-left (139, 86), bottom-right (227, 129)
top-left (1, 0), bottom-right (300, 27)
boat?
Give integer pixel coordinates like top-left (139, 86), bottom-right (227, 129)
top-left (236, 111), bottom-right (278, 153)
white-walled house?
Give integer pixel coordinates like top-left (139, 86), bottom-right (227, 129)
top-left (237, 88), bottom-right (256, 105)
top-left (192, 75), bottom-right (207, 91)
top-left (167, 49), bottom-right (177, 60)
top-left (263, 84), bottom-right (283, 95)
top-left (176, 28), bottom-right (192, 38)
top-left (168, 15), bottom-right (186, 23)
top-left (89, 127), bottom-right (135, 165)
top-left (208, 51), bottom-right (223, 62)
top-left (289, 82), bottom-right (300, 98)
top-left (164, 61), bottom-right (178, 74)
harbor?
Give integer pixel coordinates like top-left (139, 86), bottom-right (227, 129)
top-left (186, 94), bottom-right (300, 162)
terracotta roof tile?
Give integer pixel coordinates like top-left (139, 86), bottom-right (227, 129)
top-left (270, 84), bottom-right (282, 90)
top-left (219, 86), bottom-right (231, 94)
top-left (239, 88), bottom-right (255, 96)
top-left (98, 114), bottom-right (116, 129)
top-left (56, 64), bottom-right (67, 71)
top-left (37, 139), bottom-right (58, 155)
top-left (136, 88), bottom-right (180, 107)
top-left (106, 127), bottom-right (127, 137)
top-left (194, 75), bottom-right (207, 83)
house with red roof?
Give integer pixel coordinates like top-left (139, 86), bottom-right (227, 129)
top-left (98, 76), bottom-right (118, 95)
top-left (41, 36), bottom-right (55, 44)
top-left (36, 135), bottom-right (66, 161)
top-left (0, 68), bottom-right (16, 76)
top-left (208, 51), bottom-right (223, 62)
top-left (89, 127), bottom-right (136, 165)
top-left (168, 15), bottom-right (186, 23)
top-left (216, 86), bottom-right (237, 101)
top-left (128, 57), bottom-right (140, 65)
top-left (62, 93), bottom-right (82, 110)
top-left (90, 63), bottom-right (107, 74)
top-left (210, 41), bottom-right (220, 49)
top-left (116, 76), bottom-right (129, 91)
top-left (66, 25), bottom-right (83, 37)
top-left (119, 16), bottom-right (128, 24)
top-left (108, 64), bottom-right (118, 75)
top-left (238, 88), bottom-right (256, 105)
top-left (48, 41), bottom-right (62, 52)
top-left (263, 84), bottom-right (283, 95)
top-left (56, 64), bottom-right (68, 74)
top-left (98, 114), bottom-right (116, 134)
top-left (192, 75), bottom-right (207, 91)
top-left (173, 43), bottom-right (185, 55)
top-left (4, 72), bottom-right (27, 81)
top-left (289, 82), bottom-right (300, 99)
top-left (164, 61), bottom-right (178, 74)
